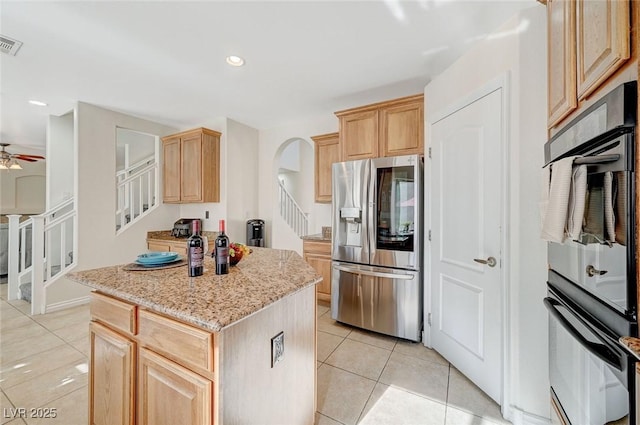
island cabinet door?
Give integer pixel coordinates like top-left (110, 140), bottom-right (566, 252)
top-left (90, 321), bottom-right (136, 425)
top-left (138, 348), bottom-right (213, 425)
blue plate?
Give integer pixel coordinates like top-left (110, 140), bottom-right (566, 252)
top-left (134, 257), bottom-right (182, 267)
top-left (137, 252), bottom-right (179, 264)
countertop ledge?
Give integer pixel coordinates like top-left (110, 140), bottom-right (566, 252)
top-left (67, 247), bottom-right (321, 332)
top-left (619, 336), bottom-right (640, 361)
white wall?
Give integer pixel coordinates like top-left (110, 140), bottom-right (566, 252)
top-left (75, 102), bottom-right (183, 269)
top-left (0, 160), bottom-right (46, 214)
top-left (116, 127), bottom-right (156, 170)
top-left (48, 102), bottom-right (182, 307)
top-left (424, 5), bottom-right (548, 422)
top-left (279, 139), bottom-right (301, 172)
top-left (47, 111), bottom-right (74, 207)
top-left (225, 118), bottom-right (259, 243)
top-left (258, 115), bottom-right (337, 253)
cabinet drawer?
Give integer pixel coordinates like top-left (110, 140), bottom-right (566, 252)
top-left (147, 241), bottom-right (171, 252)
top-left (147, 240), bottom-right (187, 255)
top-left (303, 240), bottom-right (331, 255)
top-left (168, 242), bottom-right (187, 256)
top-left (90, 292), bottom-right (137, 336)
top-left (138, 310), bottom-right (214, 372)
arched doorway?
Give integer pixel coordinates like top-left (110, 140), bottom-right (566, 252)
top-left (271, 137), bottom-right (314, 251)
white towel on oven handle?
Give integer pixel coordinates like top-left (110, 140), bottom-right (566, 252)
top-left (540, 156), bottom-right (583, 243)
top-left (567, 164), bottom-right (587, 240)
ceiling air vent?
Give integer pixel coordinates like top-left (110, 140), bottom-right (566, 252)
top-left (0, 35), bottom-right (22, 56)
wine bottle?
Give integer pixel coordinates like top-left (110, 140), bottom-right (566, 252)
top-left (215, 219), bottom-right (230, 275)
top-left (187, 220), bottom-right (204, 277)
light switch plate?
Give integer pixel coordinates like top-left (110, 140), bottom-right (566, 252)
top-left (271, 331), bottom-right (284, 367)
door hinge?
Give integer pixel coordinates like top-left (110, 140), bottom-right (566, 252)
top-left (428, 147), bottom-right (432, 158)
top-left (428, 230), bottom-right (431, 241)
top-left (427, 312), bottom-right (432, 326)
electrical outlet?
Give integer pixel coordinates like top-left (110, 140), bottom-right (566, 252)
top-left (205, 210), bottom-right (209, 219)
top-left (271, 331), bottom-right (284, 367)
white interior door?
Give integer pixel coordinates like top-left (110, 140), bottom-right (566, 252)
top-left (429, 87), bottom-right (503, 403)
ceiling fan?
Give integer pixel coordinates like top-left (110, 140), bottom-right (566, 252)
top-left (0, 143), bottom-right (45, 170)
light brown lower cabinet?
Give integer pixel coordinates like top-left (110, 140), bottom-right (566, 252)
top-left (89, 321), bottom-right (135, 425)
top-left (138, 348), bottom-right (212, 425)
top-left (303, 240), bottom-right (332, 302)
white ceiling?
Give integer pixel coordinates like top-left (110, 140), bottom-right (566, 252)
top-left (0, 0), bottom-right (536, 153)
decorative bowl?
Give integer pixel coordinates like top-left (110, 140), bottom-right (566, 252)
top-left (229, 243), bottom-right (250, 265)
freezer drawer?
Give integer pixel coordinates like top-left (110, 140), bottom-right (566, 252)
top-left (331, 262), bottom-right (422, 341)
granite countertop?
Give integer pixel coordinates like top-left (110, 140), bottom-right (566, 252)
top-left (147, 230), bottom-right (219, 241)
top-left (301, 233), bottom-right (331, 242)
top-left (619, 336), bottom-right (640, 361)
top-left (67, 247), bottom-right (321, 332)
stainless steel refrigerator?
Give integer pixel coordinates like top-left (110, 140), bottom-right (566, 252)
top-left (331, 154), bottom-right (423, 341)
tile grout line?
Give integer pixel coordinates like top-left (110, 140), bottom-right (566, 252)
top-left (353, 341), bottom-right (395, 424)
top-left (443, 363), bottom-right (452, 425)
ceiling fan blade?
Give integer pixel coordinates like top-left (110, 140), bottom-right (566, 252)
top-left (14, 154), bottom-right (45, 160)
top-left (13, 156), bottom-right (38, 162)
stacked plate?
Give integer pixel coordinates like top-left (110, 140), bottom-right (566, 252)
top-left (135, 252), bottom-right (181, 267)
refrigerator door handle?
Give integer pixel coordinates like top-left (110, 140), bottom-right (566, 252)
top-left (333, 264), bottom-right (414, 280)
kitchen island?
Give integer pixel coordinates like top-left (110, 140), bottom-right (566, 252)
top-left (68, 247), bottom-right (321, 425)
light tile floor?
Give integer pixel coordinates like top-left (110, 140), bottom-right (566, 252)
top-left (315, 302), bottom-right (511, 425)
top-left (0, 284), bottom-right (510, 425)
top-left (0, 284), bottom-right (89, 425)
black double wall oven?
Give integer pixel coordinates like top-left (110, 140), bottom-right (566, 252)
top-left (544, 81), bottom-right (637, 425)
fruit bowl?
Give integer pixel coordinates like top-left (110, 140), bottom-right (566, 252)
top-left (229, 242), bottom-right (251, 265)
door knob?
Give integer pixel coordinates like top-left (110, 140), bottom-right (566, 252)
top-left (586, 265), bottom-right (608, 277)
top-left (474, 257), bottom-right (497, 267)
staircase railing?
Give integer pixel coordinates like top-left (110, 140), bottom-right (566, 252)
top-left (7, 197), bottom-right (77, 314)
top-left (116, 155), bottom-right (157, 232)
top-left (278, 180), bottom-right (308, 237)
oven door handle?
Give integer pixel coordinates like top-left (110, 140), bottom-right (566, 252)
top-left (573, 153), bottom-right (620, 165)
top-left (543, 297), bottom-right (622, 371)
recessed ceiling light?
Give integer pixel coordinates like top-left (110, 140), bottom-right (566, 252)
top-left (226, 55), bottom-right (245, 67)
top-left (28, 100), bottom-right (47, 106)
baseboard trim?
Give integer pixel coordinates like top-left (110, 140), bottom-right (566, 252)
top-left (45, 296), bottom-right (90, 313)
top-left (507, 406), bottom-right (551, 425)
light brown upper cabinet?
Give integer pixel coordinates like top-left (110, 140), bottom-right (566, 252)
top-left (547, 0), bottom-right (630, 129)
top-left (576, 0), bottom-right (630, 99)
top-left (336, 94), bottom-right (424, 160)
top-left (379, 98), bottom-right (424, 157)
top-left (311, 132), bottom-right (340, 203)
top-left (338, 109), bottom-right (379, 160)
top-left (162, 128), bottom-right (221, 204)
top-left (547, 0), bottom-right (577, 128)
